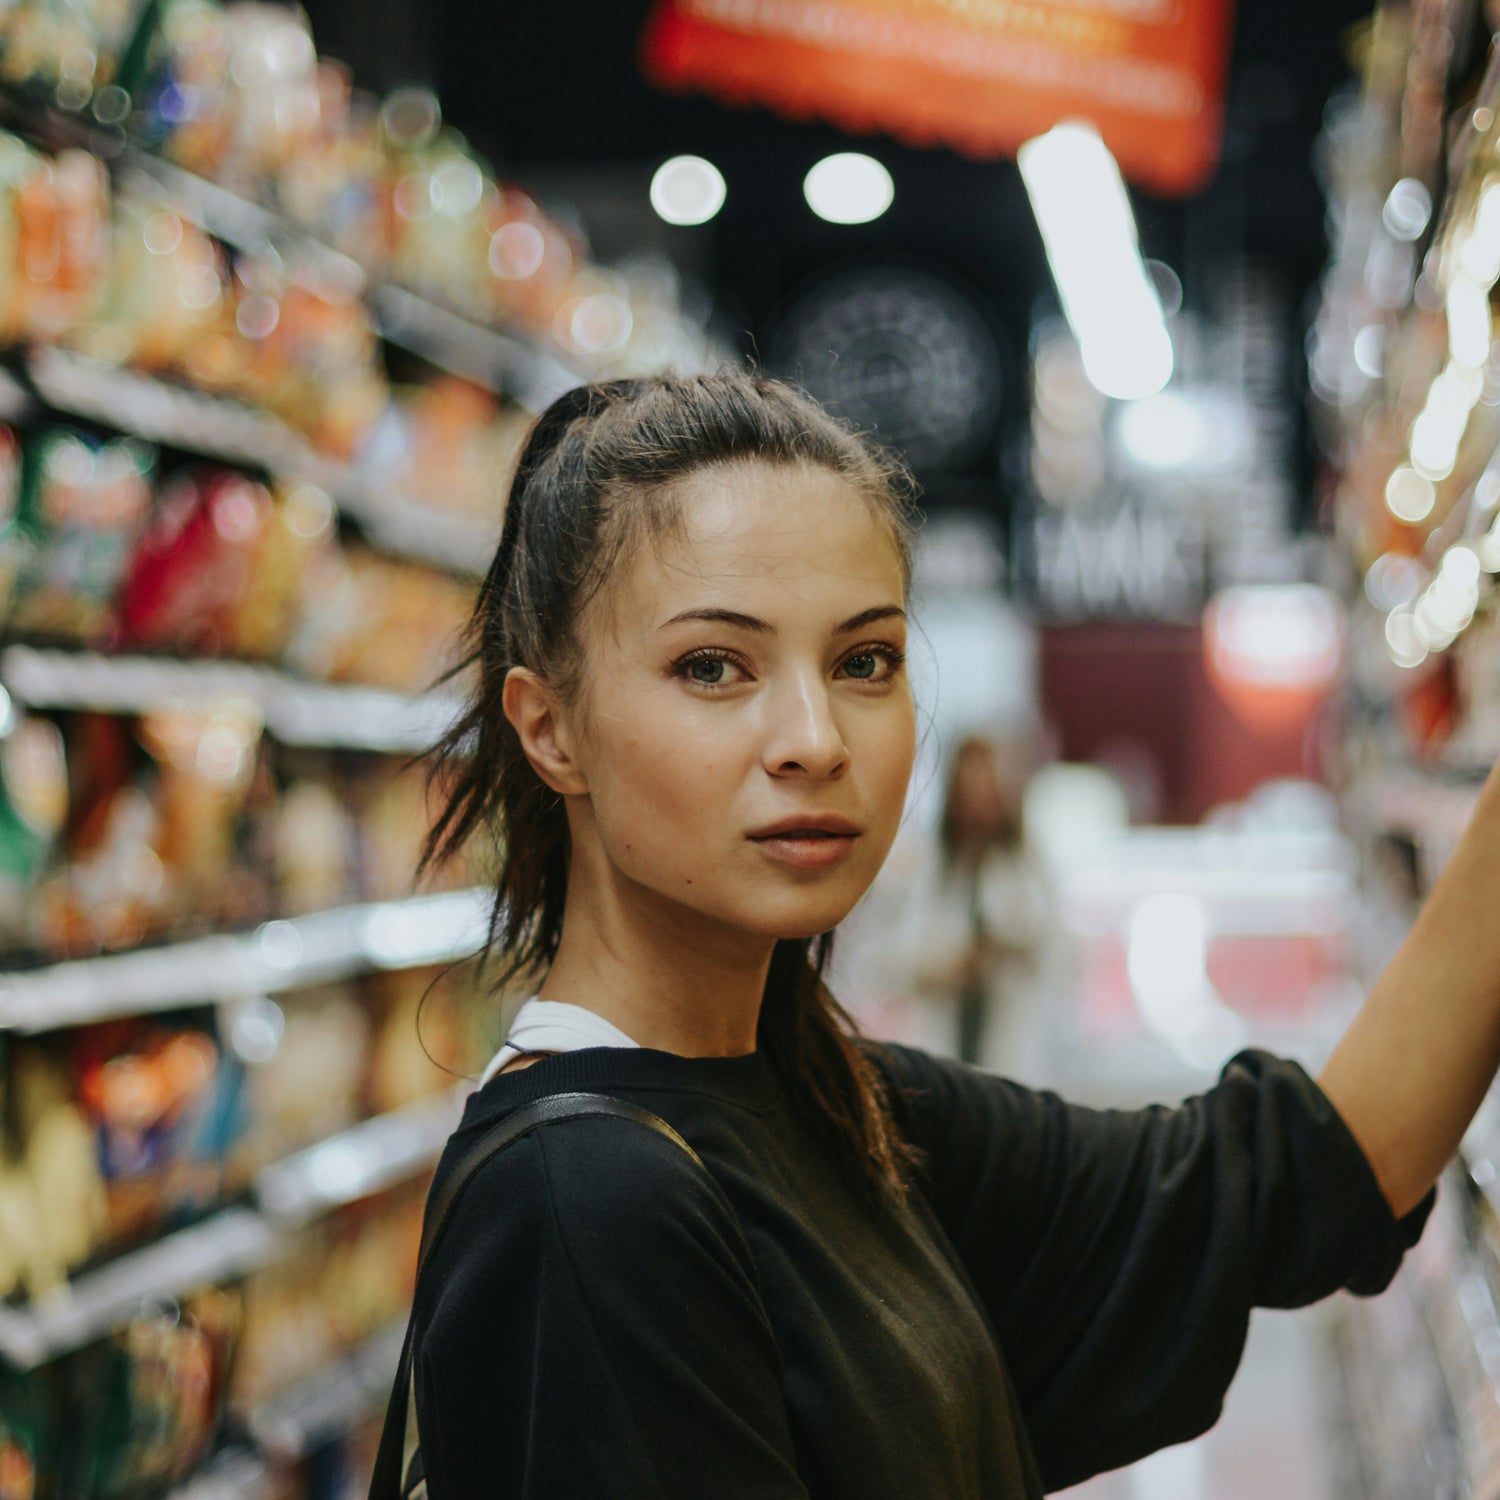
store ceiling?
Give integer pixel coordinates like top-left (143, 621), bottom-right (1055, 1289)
top-left (304, 0), bottom-right (1373, 506)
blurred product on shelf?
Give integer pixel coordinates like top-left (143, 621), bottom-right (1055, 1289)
top-left (3, 425), bottom-right (151, 647)
top-left (361, 378), bottom-right (534, 525)
top-left (72, 1020), bottom-right (229, 1247)
top-left (59, 1284), bottom-right (241, 1497)
top-left (229, 1186), bottom-right (423, 1413)
top-left (285, 546), bottom-right (474, 695)
top-left (117, 470), bottom-right (333, 662)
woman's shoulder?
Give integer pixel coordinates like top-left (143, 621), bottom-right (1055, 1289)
top-left (432, 1092), bottom-right (734, 1261)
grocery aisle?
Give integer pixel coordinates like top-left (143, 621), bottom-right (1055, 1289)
top-left (2, 0), bottom-right (1499, 1494)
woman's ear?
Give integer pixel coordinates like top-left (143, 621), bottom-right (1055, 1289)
top-left (502, 667), bottom-right (589, 795)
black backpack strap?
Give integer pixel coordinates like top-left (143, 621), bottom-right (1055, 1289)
top-left (368, 1091), bottom-right (708, 1500)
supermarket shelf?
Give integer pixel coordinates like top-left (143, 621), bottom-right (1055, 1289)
top-left (123, 151), bottom-right (584, 413)
top-left (0, 886), bottom-right (491, 1033)
top-left (21, 346), bottom-right (499, 577)
top-left (371, 282), bottom-right (582, 414)
top-left (0, 1207), bottom-right (278, 1370)
top-left (120, 153), bottom-right (365, 297)
top-left (0, 645), bottom-right (464, 753)
top-left (257, 1086), bottom-right (465, 1225)
top-left (246, 1320), bottom-right (406, 1460)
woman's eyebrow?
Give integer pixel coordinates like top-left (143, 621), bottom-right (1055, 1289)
top-left (658, 604), bottom-right (906, 633)
top-left (836, 604), bottom-right (907, 634)
top-left (660, 606), bottom-right (773, 633)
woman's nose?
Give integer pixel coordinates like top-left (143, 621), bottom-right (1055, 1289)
top-left (762, 674), bottom-right (849, 778)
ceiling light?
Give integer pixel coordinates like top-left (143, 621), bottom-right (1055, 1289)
top-left (1018, 122), bottom-right (1172, 401)
top-left (803, 153), bottom-right (894, 225)
top-left (649, 155), bottom-right (726, 227)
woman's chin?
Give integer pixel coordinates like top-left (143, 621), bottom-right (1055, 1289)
top-left (764, 902), bottom-right (859, 942)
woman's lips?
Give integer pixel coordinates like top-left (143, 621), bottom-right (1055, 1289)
top-left (748, 830), bottom-right (860, 869)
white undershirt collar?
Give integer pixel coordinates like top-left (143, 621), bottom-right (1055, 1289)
top-left (479, 997), bottom-right (641, 1086)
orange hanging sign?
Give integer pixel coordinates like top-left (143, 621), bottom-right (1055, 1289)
top-left (641, 0), bottom-right (1236, 197)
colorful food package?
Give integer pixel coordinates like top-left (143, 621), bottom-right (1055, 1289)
top-left (32, 713), bottom-right (170, 958)
top-left (135, 696), bottom-right (266, 930)
top-left (72, 1022), bottom-right (227, 1244)
top-left (0, 0), bottom-right (148, 92)
top-left (56, 1285), bottom-right (241, 1499)
top-left (358, 378), bottom-right (527, 522)
top-left (481, 182), bottom-right (578, 334)
top-left (272, 774), bottom-right (354, 915)
top-left (0, 712), bottom-right (69, 954)
top-left (349, 758), bottom-right (465, 903)
top-left (363, 966), bottom-right (472, 1115)
top-left (0, 1358), bottom-right (51, 1500)
top-left (285, 545), bottom-right (474, 692)
top-left (218, 263), bottom-right (388, 460)
top-left (0, 138), bottom-right (110, 345)
top-left (136, 2), bottom-right (321, 190)
top-left (276, 63), bottom-right (385, 260)
top-left (7, 1043), bottom-right (109, 1287)
top-left (76, 196), bottom-right (229, 376)
top-left (4, 427), bottom-right (153, 646)
top-left (117, 471), bottom-right (333, 660)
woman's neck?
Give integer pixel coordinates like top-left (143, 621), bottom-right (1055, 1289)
top-left (538, 871), bottom-right (774, 1058)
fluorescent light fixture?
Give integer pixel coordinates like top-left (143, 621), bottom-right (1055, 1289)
top-left (803, 153), bottom-right (894, 225)
top-left (649, 155), bottom-right (727, 226)
top-left (1017, 122), bottom-right (1173, 401)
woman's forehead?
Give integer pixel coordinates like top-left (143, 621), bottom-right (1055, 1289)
top-left (619, 463), bottom-right (905, 625)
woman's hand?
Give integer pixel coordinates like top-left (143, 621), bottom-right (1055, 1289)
top-left (1318, 756), bottom-right (1500, 1218)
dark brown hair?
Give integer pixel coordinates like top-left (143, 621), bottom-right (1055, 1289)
top-left (421, 371), bottom-right (926, 1199)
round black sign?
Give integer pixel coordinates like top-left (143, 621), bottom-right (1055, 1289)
top-left (770, 267), bottom-right (1003, 475)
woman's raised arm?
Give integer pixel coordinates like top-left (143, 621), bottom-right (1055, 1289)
top-left (1319, 756), bottom-right (1500, 1218)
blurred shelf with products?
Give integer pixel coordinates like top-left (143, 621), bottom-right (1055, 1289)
top-left (0, 0), bottom-right (720, 1495)
top-left (1309, 0), bottom-right (1500, 1490)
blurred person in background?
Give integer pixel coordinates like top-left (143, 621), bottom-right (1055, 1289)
top-left (836, 731), bottom-right (1071, 1083)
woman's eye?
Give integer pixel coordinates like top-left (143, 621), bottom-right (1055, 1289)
top-left (839, 646), bottom-right (904, 682)
top-left (675, 651), bottom-right (746, 688)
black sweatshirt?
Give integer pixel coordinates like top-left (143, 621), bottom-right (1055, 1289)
top-left (409, 1040), bottom-right (1432, 1498)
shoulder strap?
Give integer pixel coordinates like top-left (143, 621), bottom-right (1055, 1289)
top-left (368, 1091), bottom-right (707, 1500)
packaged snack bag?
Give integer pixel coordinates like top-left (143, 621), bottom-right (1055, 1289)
top-left (117, 470), bottom-right (329, 660)
top-left (6, 427), bottom-right (154, 645)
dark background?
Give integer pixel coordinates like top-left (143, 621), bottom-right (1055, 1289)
top-left (302, 0), bottom-right (1371, 524)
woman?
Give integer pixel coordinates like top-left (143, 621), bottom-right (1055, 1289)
top-left (837, 731), bottom-right (1071, 1080)
top-left (404, 372), bottom-right (1480, 1497)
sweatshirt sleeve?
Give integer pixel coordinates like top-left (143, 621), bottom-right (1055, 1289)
top-left (413, 1114), bottom-right (810, 1500)
top-left (869, 1041), bottom-right (1434, 1492)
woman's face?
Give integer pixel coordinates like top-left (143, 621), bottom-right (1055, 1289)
top-left (565, 459), bottom-right (915, 945)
